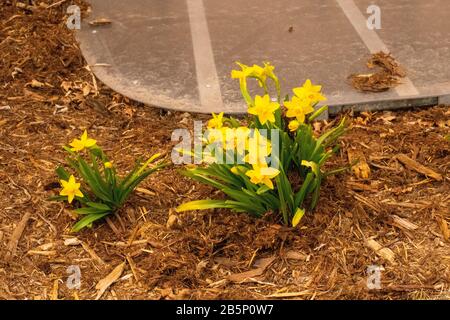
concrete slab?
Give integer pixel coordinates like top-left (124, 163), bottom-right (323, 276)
top-left (77, 0), bottom-right (450, 115)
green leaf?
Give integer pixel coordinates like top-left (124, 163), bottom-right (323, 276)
top-left (48, 195), bottom-right (67, 202)
top-left (77, 157), bottom-right (112, 203)
top-left (225, 116), bottom-right (241, 128)
top-left (74, 206), bottom-right (110, 215)
top-left (55, 166), bottom-right (70, 181)
top-left (256, 185), bottom-right (270, 194)
top-left (294, 172), bottom-right (314, 209)
top-left (308, 105), bottom-right (328, 122)
top-left (222, 187), bottom-right (266, 212)
top-left (63, 146), bottom-right (75, 154)
top-left (86, 202), bottom-right (112, 211)
top-left (71, 212), bottom-right (110, 232)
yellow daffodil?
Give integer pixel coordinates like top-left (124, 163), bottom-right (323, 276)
top-left (205, 128), bottom-right (226, 148)
top-left (234, 127), bottom-right (250, 154)
top-left (207, 112), bottom-right (224, 129)
top-left (262, 62), bottom-right (276, 80)
top-left (248, 94), bottom-right (279, 125)
top-left (250, 64), bottom-right (267, 87)
top-left (245, 163), bottom-right (280, 189)
top-left (231, 62), bottom-right (254, 80)
top-left (288, 120), bottom-right (300, 132)
top-left (104, 162), bottom-right (113, 169)
top-left (232, 62), bottom-right (275, 81)
top-left (245, 129), bottom-right (272, 165)
top-left (69, 130), bottom-right (97, 152)
top-left (222, 128), bottom-right (237, 150)
top-left (301, 160), bottom-right (319, 176)
top-left (60, 175), bottom-right (83, 203)
top-left (284, 96), bottom-right (315, 123)
top-left (293, 79), bottom-right (326, 103)
top-left (205, 127), bottom-right (250, 154)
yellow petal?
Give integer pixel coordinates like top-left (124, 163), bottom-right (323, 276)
top-left (67, 193), bottom-right (75, 204)
top-left (269, 102), bottom-right (280, 112)
top-left (85, 138), bottom-right (96, 148)
top-left (69, 139), bottom-right (84, 151)
top-left (263, 177), bottom-right (274, 189)
top-left (231, 70), bottom-right (243, 79)
top-left (81, 130), bottom-right (88, 141)
top-left (260, 167), bottom-right (280, 178)
top-left (289, 120), bottom-right (300, 132)
top-left (247, 106), bottom-right (258, 116)
top-left (296, 113), bottom-right (306, 123)
top-left (75, 189), bottom-right (84, 198)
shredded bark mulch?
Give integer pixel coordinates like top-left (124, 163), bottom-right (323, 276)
top-left (0, 1), bottom-right (449, 300)
top-left (349, 52), bottom-right (407, 93)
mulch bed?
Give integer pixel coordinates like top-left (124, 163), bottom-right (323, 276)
top-left (0, 1), bottom-right (449, 300)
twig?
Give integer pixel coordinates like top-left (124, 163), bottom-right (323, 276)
top-left (46, 0), bottom-right (68, 9)
top-left (4, 211), bottom-right (32, 262)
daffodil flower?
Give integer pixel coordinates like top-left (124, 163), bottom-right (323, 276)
top-left (288, 120), bottom-right (300, 132)
top-left (293, 79), bottom-right (327, 104)
top-left (233, 127), bottom-right (250, 154)
top-left (245, 163), bottom-right (280, 189)
top-left (301, 160), bottom-right (320, 176)
top-left (205, 127), bottom-right (226, 146)
top-left (60, 175), bottom-right (83, 203)
top-left (231, 62), bottom-right (254, 80)
top-left (248, 94), bottom-right (279, 125)
top-left (245, 129), bottom-right (272, 165)
top-left (207, 112), bottom-right (224, 129)
top-left (251, 64), bottom-right (266, 87)
top-left (262, 62), bottom-right (276, 80)
top-left (104, 162), bottom-right (113, 169)
top-left (284, 96), bottom-right (315, 123)
top-left (69, 130), bottom-right (97, 152)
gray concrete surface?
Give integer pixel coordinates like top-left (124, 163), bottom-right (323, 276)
top-left (77, 0), bottom-right (450, 115)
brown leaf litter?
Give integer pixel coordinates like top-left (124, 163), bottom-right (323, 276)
top-left (0, 0), bottom-right (449, 300)
top-left (349, 52), bottom-right (407, 92)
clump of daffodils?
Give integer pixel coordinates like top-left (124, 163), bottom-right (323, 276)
top-left (177, 62), bottom-right (346, 227)
top-left (51, 131), bottom-right (165, 232)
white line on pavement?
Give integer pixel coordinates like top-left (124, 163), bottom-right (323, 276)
top-left (186, 0), bottom-right (224, 112)
top-left (336, 0), bottom-right (419, 97)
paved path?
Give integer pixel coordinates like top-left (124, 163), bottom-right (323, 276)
top-left (77, 0), bottom-right (450, 116)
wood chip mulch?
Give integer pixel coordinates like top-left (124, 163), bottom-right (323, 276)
top-left (349, 52), bottom-right (407, 93)
top-left (0, 1), bottom-right (449, 300)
